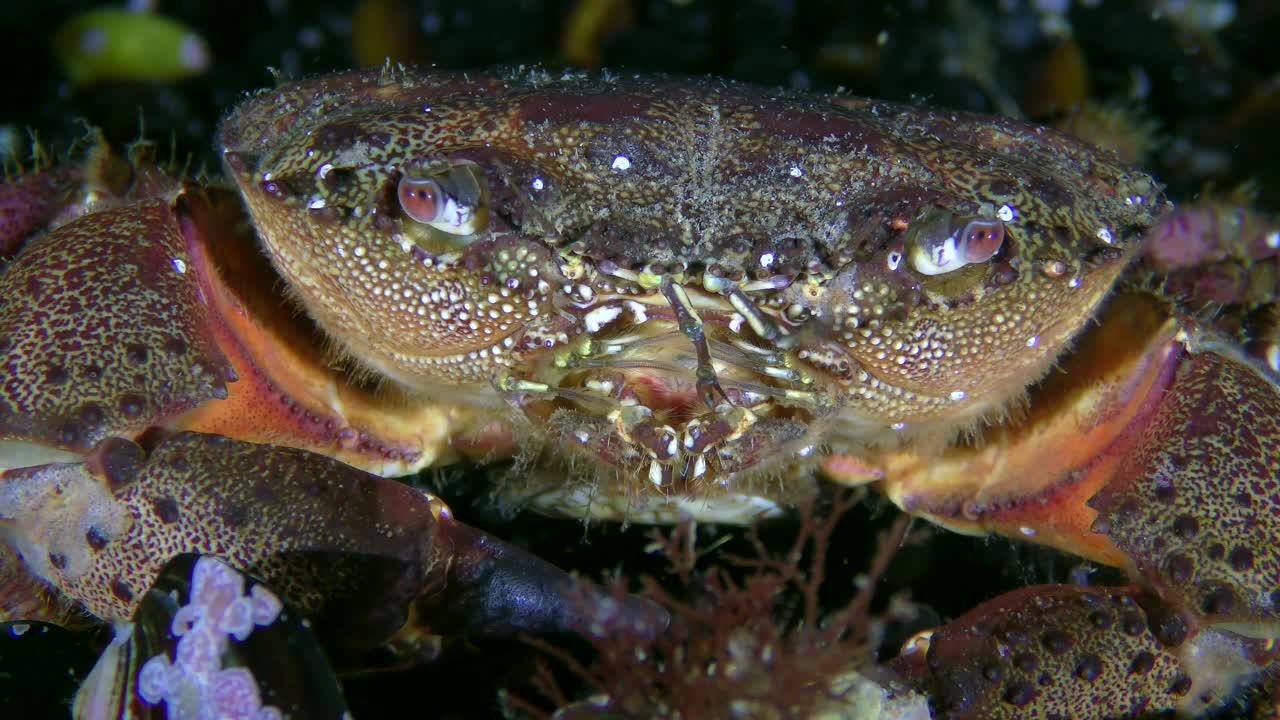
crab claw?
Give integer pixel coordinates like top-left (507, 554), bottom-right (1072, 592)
top-left (1086, 325), bottom-right (1280, 637)
top-left (849, 292), bottom-right (1280, 712)
top-left (0, 432), bottom-right (666, 671)
top-left (0, 180), bottom-right (456, 480)
top-left (875, 294), bottom-right (1280, 623)
top-left (0, 198), bottom-right (235, 463)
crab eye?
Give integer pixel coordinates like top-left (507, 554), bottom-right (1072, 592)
top-left (907, 212), bottom-right (1005, 276)
top-left (958, 218), bottom-right (1004, 263)
top-left (398, 176), bottom-right (444, 223)
top-left (397, 164), bottom-right (488, 235)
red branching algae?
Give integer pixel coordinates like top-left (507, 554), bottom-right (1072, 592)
top-left (507, 491), bottom-right (917, 719)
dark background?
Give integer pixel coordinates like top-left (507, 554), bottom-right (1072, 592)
top-left (2, 1), bottom-right (1278, 718)
top-left (5, 0), bottom-right (1280, 203)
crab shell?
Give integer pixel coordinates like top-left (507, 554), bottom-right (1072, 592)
top-left (216, 67), bottom-right (1159, 521)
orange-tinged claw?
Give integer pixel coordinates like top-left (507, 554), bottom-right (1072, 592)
top-left (0, 182), bottom-right (463, 477)
top-left (1087, 329), bottom-right (1280, 638)
top-left (872, 293), bottom-right (1280, 715)
top-left (888, 584), bottom-right (1277, 720)
top-left (168, 188), bottom-right (460, 476)
top-left (0, 199), bottom-right (234, 463)
top-left (875, 294), bottom-right (1179, 566)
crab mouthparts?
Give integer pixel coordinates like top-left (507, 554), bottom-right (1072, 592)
top-left (508, 295), bottom-right (823, 494)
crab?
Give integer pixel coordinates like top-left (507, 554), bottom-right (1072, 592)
top-left (2, 66), bottom-right (1279, 718)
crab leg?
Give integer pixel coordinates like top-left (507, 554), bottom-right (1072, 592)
top-left (0, 163), bottom-right (83, 259)
top-left (886, 584), bottom-right (1278, 719)
top-left (0, 432), bottom-right (667, 670)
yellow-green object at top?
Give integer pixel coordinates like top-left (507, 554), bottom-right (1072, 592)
top-left (53, 8), bottom-right (211, 87)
